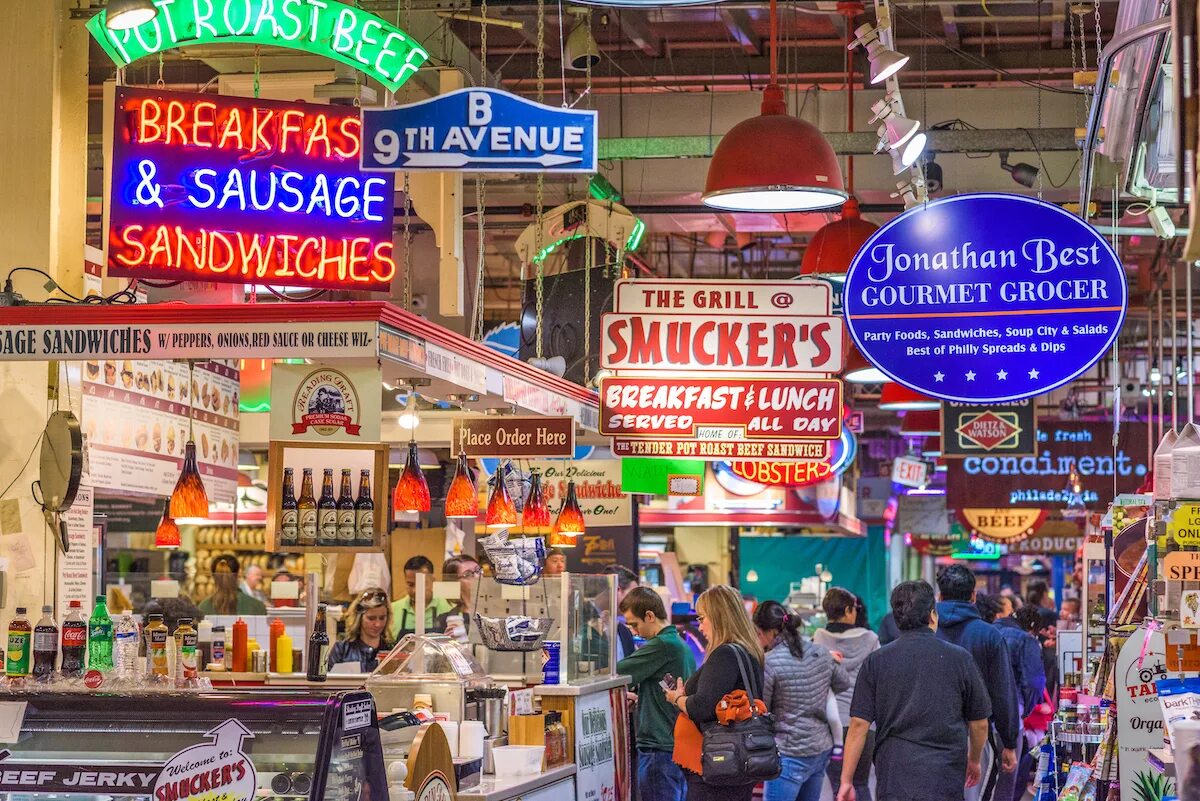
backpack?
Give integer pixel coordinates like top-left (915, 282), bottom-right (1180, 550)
top-left (699, 644), bottom-right (782, 786)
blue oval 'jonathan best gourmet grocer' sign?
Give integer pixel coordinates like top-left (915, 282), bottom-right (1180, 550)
top-left (843, 193), bottom-right (1126, 403)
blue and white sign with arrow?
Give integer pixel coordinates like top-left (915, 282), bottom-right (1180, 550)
top-left (361, 88), bottom-right (598, 173)
top-left (843, 193), bottom-right (1127, 404)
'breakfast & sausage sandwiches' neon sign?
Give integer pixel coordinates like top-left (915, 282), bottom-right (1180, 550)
top-left (108, 87), bottom-right (396, 292)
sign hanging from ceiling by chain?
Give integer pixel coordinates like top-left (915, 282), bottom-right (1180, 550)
top-left (87, 0), bottom-right (428, 92)
top-left (361, 89), bottom-right (598, 172)
top-left (107, 87), bottom-right (396, 291)
top-left (941, 400), bottom-right (1037, 458)
top-left (843, 193), bottom-right (1127, 403)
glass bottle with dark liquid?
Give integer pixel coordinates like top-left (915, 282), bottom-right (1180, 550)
top-left (336, 469), bottom-right (356, 544)
top-left (279, 467), bottom-right (298, 546)
top-left (298, 468), bottom-right (317, 546)
top-left (317, 469), bottom-right (338, 547)
top-left (306, 604), bottom-right (329, 682)
top-left (355, 469), bottom-right (374, 546)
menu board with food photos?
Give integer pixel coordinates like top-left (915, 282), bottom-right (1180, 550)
top-left (83, 358), bottom-right (238, 503)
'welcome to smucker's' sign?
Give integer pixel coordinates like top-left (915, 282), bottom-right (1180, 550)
top-left (843, 193), bottom-right (1126, 404)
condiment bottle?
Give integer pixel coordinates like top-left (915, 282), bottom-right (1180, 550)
top-left (211, 625), bottom-right (226, 671)
top-left (276, 632), bottom-right (294, 672)
top-left (197, 619), bottom-right (213, 668)
top-left (231, 617), bottom-right (248, 673)
top-left (269, 618), bottom-right (285, 672)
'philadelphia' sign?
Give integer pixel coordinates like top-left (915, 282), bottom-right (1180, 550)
top-left (361, 88), bottom-right (597, 173)
top-left (843, 194), bottom-right (1126, 403)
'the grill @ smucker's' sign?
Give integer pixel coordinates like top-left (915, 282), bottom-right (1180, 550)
top-left (843, 193), bottom-right (1126, 403)
top-left (108, 87), bottom-right (396, 292)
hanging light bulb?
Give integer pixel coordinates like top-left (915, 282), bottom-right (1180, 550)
top-left (444, 453), bottom-right (479, 519)
top-left (485, 470), bottom-right (517, 529)
top-left (392, 440), bottom-right (431, 514)
top-left (522, 470), bottom-right (552, 532)
top-left (397, 391), bottom-right (421, 430)
top-left (155, 500), bottom-right (181, 549)
top-left (170, 439), bottom-right (210, 521)
top-left (549, 480), bottom-right (586, 547)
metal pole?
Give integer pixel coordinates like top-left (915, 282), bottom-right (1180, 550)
top-left (1174, 263), bottom-right (1179, 429)
top-left (1190, 261), bottom-right (1196, 421)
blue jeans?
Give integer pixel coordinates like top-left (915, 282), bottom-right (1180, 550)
top-left (764, 750), bottom-right (833, 801)
top-left (637, 749), bottom-right (687, 801)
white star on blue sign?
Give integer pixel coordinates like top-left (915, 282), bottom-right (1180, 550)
top-left (997, 370), bottom-right (1008, 380)
top-left (934, 372), bottom-right (945, 382)
top-left (965, 371), bottom-right (976, 381)
top-left (1028, 368), bottom-right (1039, 379)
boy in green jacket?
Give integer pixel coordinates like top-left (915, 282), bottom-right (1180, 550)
top-left (617, 587), bottom-right (696, 801)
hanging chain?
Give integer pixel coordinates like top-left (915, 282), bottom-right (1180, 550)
top-left (585, 9), bottom-right (593, 108)
top-left (472, 1), bottom-right (490, 341)
top-left (533, 0), bottom-right (547, 359)
top-left (1035, 0), bottom-right (1043, 198)
top-left (584, 237), bottom-right (592, 385)
top-left (252, 47), bottom-right (260, 97)
top-left (157, 52), bottom-right (165, 88)
top-left (480, 0), bottom-right (489, 86)
top-left (402, 172), bottom-right (413, 311)
top-left (1093, 1), bottom-right (1102, 69)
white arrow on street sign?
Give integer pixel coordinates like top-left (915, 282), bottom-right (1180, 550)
top-left (399, 152), bottom-right (583, 169)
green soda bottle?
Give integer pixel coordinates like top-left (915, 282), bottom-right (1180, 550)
top-left (88, 595), bottom-right (114, 672)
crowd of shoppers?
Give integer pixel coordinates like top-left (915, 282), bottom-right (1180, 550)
top-left (614, 565), bottom-right (1059, 801)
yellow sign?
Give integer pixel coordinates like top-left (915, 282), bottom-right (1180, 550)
top-left (1169, 504), bottom-right (1200, 546)
top-left (956, 508), bottom-right (1048, 543)
top-left (1164, 551), bottom-right (1200, 581)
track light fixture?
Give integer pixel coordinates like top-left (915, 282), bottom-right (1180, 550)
top-left (999, 151), bottom-right (1039, 189)
top-left (891, 178), bottom-right (922, 208)
top-left (105, 0), bottom-right (158, 30)
top-left (847, 20), bottom-right (910, 84)
top-left (923, 153), bottom-right (943, 193)
top-left (566, 18), bottom-right (600, 71)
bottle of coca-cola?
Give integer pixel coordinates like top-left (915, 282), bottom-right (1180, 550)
top-left (60, 600), bottom-right (87, 677)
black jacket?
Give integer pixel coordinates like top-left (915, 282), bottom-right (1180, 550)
top-left (327, 638), bottom-right (393, 673)
top-left (936, 601), bottom-right (1020, 749)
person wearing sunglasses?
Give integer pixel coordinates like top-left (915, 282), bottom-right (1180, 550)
top-left (328, 587), bottom-right (394, 673)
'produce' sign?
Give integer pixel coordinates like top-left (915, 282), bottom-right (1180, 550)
top-left (843, 193), bottom-right (1126, 403)
top-left (108, 87), bottom-right (396, 291)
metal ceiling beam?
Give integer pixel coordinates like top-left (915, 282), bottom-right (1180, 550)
top-left (597, 127), bottom-right (1079, 159)
top-left (719, 9), bottom-right (762, 55)
top-left (614, 9), bottom-right (664, 56)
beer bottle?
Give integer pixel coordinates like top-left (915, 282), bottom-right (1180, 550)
top-left (279, 467), bottom-right (299, 546)
top-left (355, 470), bottom-right (374, 546)
top-left (317, 469), bottom-right (337, 547)
top-left (336, 469), bottom-right (355, 544)
top-left (305, 604), bottom-right (330, 682)
top-left (297, 468), bottom-right (317, 546)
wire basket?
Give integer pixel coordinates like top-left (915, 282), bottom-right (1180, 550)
top-left (483, 535), bottom-right (546, 586)
top-left (473, 613), bottom-right (555, 652)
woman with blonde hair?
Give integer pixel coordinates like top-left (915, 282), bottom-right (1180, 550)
top-left (328, 588), bottom-right (394, 673)
top-left (664, 585), bottom-right (765, 801)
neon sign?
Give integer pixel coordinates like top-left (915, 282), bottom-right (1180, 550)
top-left (108, 88), bottom-right (395, 292)
top-left (715, 428), bottom-right (857, 494)
top-left (87, 0), bottom-right (428, 93)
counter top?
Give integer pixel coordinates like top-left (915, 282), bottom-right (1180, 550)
top-left (457, 764), bottom-right (577, 801)
top-left (532, 676), bottom-right (629, 696)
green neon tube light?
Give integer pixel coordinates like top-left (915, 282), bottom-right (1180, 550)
top-left (87, 0), bottom-right (429, 93)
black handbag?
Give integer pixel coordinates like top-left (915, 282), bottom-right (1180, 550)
top-left (699, 644), bottom-right (782, 786)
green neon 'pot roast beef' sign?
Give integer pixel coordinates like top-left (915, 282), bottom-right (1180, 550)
top-left (88, 0), bottom-right (429, 93)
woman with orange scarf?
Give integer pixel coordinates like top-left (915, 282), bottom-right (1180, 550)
top-left (664, 585), bottom-right (765, 801)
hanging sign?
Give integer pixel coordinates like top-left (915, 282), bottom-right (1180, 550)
top-left (955, 508), bottom-right (1048, 543)
top-left (941, 400), bottom-right (1037, 458)
top-left (1168, 503), bottom-right (1200, 546)
top-left (87, 1), bottom-right (427, 92)
top-left (361, 88), bottom-right (597, 172)
top-left (108, 87), bottom-right (396, 291)
top-left (611, 437), bottom-right (829, 461)
top-left (897, 493), bottom-right (950, 535)
top-left (527, 460), bottom-right (630, 526)
top-left (843, 193), bottom-right (1127, 403)
top-left (269, 364), bottom-right (383, 443)
top-left (890, 456), bottom-right (928, 488)
top-left (620, 457), bottom-right (705, 495)
top-left (724, 427), bottom-right (857, 488)
top-left (451, 416), bottom-right (575, 457)
top-left (946, 422), bottom-right (1149, 508)
top-left (153, 719), bottom-right (257, 801)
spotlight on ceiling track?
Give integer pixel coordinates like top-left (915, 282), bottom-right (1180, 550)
top-left (999, 151), bottom-right (1039, 189)
top-left (923, 153), bottom-right (943, 193)
top-left (566, 18), bottom-right (600, 71)
top-left (847, 20), bottom-right (910, 84)
top-left (105, 0), bottom-right (158, 30)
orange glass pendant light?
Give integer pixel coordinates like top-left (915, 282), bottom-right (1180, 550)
top-left (522, 470), bottom-right (551, 532)
top-left (169, 439), bottom-right (210, 520)
top-left (444, 453), bottom-right (479, 519)
top-left (393, 440), bottom-right (431, 514)
top-left (485, 470), bottom-right (517, 529)
top-left (155, 500), bottom-right (181, 549)
top-left (549, 480), bottom-right (586, 547)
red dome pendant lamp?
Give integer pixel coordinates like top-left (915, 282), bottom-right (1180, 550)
top-left (702, 0), bottom-right (846, 213)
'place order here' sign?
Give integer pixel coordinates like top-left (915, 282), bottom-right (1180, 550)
top-left (107, 87), bottom-right (396, 291)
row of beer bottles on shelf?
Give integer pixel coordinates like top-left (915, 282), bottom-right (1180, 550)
top-left (280, 467), bottom-right (374, 547)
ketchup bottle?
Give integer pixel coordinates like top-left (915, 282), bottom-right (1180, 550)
top-left (232, 617), bottom-right (248, 673)
top-left (269, 618), bottom-right (285, 673)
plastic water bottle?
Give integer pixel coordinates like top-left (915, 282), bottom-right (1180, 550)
top-left (113, 611), bottom-right (140, 680)
top-left (87, 595), bottom-right (114, 672)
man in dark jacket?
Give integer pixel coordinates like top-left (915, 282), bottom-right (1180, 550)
top-left (936, 566), bottom-right (1020, 801)
top-left (991, 595), bottom-right (1045, 801)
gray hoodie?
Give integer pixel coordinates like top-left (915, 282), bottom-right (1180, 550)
top-left (812, 626), bottom-right (881, 721)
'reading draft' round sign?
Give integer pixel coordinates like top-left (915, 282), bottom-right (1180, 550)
top-left (843, 194), bottom-right (1126, 403)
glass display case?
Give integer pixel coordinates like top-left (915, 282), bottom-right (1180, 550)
top-left (560, 573), bottom-right (618, 685)
top-left (367, 633), bottom-right (490, 721)
top-left (0, 689), bottom-right (385, 801)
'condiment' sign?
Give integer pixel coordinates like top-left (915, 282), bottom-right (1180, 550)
top-left (843, 194), bottom-right (1126, 403)
top-left (108, 87), bottom-right (396, 291)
